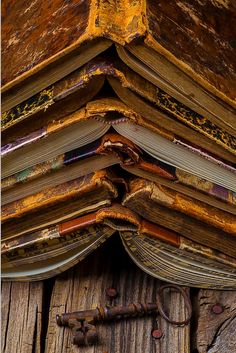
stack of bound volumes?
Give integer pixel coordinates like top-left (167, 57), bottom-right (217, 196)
top-left (2, 0), bottom-right (236, 289)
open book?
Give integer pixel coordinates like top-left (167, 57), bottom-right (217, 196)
top-left (2, 60), bottom-right (235, 164)
top-left (2, 0), bottom-right (236, 291)
top-left (3, 100), bottom-right (236, 193)
top-left (2, 184), bottom-right (236, 289)
top-left (2, 0), bottom-right (236, 135)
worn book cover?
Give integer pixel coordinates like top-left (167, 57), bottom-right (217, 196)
top-left (2, 204), bottom-right (236, 289)
top-left (123, 179), bottom-right (236, 258)
top-left (2, 132), bottom-right (236, 219)
top-left (2, 0), bottom-right (236, 131)
top-left (2, 170), bottom-right (118, 239)
top-left (3, 60), bottom-right (236, 163)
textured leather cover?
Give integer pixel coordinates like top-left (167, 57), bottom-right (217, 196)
top-left (122, 178), bottom-right (236, 258)
top-left (2, 170), bottom-right (118, 239)
top-left (108, 77), bottom-right (236, 158)
top-left (2, 0), bottom-right (236, 110)
top-left (144, 0), bottom-right (236, 107)
top-left (2, 62), bottom-right (105, 134)
top-left (125, 178), bottom-right (236, 234)
top-left (3, 60), bottom-right (235, 163)
top-left (3, 131), bottom-right (235, 217)
top-left (124, 166), bottom-right (236, 212)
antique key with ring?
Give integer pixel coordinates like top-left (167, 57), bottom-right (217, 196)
top-left (56, 284), bottom-right (192, 346)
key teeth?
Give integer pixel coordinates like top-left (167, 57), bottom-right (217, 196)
top-left (73, 330), bottom-right (98, 346)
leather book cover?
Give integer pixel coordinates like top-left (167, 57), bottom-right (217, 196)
top-left (124, 166), bottom-right (236, 212)
top-left (122, 179), bottom-right (236, 259)
top-left (2, 204), bottom-right (236, 289)
top-left (2, 1), bottom-right (236, 113)
top-left (1, 62), bottom-right (105, 134)
top-left (2, 170), bottom-right (118, 239)
top-left (124, 178), bottom-right (236, 234)
top-left (144, 0), bottom-right (236, 107)
top-left (2, 0), bottom-right (145, 110)
top-left (3, 97), bottom-right (235, 184)
top-left (3, 59), bottom-right (235, 163)
top-left (107, 75), bottom-right (236, 158)
top-left (3, 131), bottom-right (236, 219)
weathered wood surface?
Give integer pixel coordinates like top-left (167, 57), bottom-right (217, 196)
top-left (195, 289), bottom-right (236, 353)
top-left (2, 235), bottom-right (236, 353)
top-left (45, 235), bottom-right (190, 353)
top-left (1, 281), bottom-right (43, 353)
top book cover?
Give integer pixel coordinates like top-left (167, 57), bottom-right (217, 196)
top-left (2, 0), bottom-right (236, 112)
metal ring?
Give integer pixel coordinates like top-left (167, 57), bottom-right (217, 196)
top-left (157, 284), bottom-right (192, 326)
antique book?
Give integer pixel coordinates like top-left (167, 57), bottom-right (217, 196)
top-left (1, 61), bottom-right (105, 134)
top-left (2, 0), bottom-right (236, 136)
top-left (2, 133), bottom-right (236, 218)
top-left (2, 0), bottom-right (236, 292)
top-left (3, 62), bottom-right (235, 165)
top-left (2, 204), bottom-right (236, 289)
top-left (1, 170), bottom-right (119, 240)
top-left (122, 179), bottom-right (236, 258)
top-left (2, 169), bottom-right (236, 257)
top-left (2, 99), bottom-right (236, 193)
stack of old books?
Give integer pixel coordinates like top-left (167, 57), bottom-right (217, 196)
top-left (2, 0), bottom-right (236, 289)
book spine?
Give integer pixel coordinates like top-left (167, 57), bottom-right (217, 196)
top-left (93, 0), bottom-right (146, 44)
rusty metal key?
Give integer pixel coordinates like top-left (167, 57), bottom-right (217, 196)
top-left (56, 284), bottom-right (192, 346)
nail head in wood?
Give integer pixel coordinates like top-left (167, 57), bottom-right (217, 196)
top-left (151, 329), bottom-right (163, 339)
top-left (106, 287), bottom-right (118, 299)
top-left (212, 304), bottom-right (224, 315)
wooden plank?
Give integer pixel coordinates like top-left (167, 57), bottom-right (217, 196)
top-left (45, 235), bottom-right (190, 353)
top-left (1, 281), bottom-right (43, 353)
top-left (196, 289), bottom-right (236, 353)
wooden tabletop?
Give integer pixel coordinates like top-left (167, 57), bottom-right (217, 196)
top-left (2, 235), bottom-right (236, 353)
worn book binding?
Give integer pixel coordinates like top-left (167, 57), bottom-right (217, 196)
top-left (2, 204), bottom-right (236, 289)
top-left (2, 1), bottom-right (236, 136)
top-left (2, 98), bottom-right (236, 194)
top-left (2, 1), bottom-right (236, 290)
top-left (3, 60), bottom-right (236, 164)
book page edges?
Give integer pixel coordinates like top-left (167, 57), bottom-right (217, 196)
top-left (144, 34), bottom-right (236, 109)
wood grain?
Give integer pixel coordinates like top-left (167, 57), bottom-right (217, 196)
top-left (1, 281), bottom-right (43, 353)
top-left (45, 235), bottom-right (190, 353)
top-left (3, 236), bottom-right (236, 352)
top-left (196, 289), bottom-right (236, 353)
